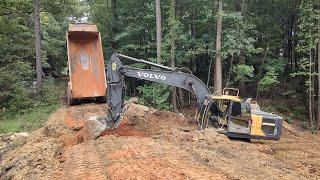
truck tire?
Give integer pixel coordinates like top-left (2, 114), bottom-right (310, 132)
top-left (96, 96), bottom-right (107, 103)
top-left (67, 86), bottom-right (75, 106)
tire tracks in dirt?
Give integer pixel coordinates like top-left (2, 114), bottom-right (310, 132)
top-left (58, 141), bottom-right (107, 180)
top-left (95, 136), bottom-right (227, 180)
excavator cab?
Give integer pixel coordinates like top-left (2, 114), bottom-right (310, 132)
top-left (209, 88), bottom-right (283, 140)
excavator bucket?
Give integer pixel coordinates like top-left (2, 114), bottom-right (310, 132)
top-left (66, 23), bottom-right (107, 105)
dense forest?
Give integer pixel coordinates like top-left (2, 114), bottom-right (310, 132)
top-left (0, 0), bottom-right (320, 131)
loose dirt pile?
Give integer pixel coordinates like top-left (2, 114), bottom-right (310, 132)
top-left (0, 108), bottom-right (69, 179)
top-left (107, 101), bottom-right (193, 136)
top-left (0, 102), bottom-right (320, 180)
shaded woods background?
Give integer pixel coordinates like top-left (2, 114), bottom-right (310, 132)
top-left (0, 0), bottom-right (319, 130)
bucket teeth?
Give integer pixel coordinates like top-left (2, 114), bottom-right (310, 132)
top-left (101, 115), bottom-right (115, 129)
top-left (103, 114), bottom-right (123, 130)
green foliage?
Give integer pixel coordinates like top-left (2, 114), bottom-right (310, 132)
top-left (281, 90), bottom-right (299, 99)
top-left (232, 64), bottom-right (254, 83)
top-left (297, 0), bottom-right (320, 53)
top-left (222, 12), bottom-right (260, 58)
top-left (290, 58), bottom-right (318, 91)
top-left (1, 0), bottom-right (319, 131)
top-left (258, 69), bottom-right (279, 91)
top-left (5, 83), bottom-right (34, 113)
top-left (0, 61), bottom-right (33, 111)
top-left (258, 58), bottom-right (285, 91)
top-left (89, 0), bottom-right (158, 60)
top-left (262, 103), bottom-right (307, 124)
top-left (137, 83), bottom-right (172, 110)
top-left (2, 77), bottom-right (60, 113)
top-left (0, 77), bottom-right (63, 133)
top-left (0, 0), bottom-right (82, 113)
top-left (162, 10), bottom-right (189, 65)
top-left (289, 0), bottom-right (320, 114)
top-left (247, 0), bottom-right (297, 50)
top-left (40, 77), bottom-right (60, 105)
top-left (263, 58), bottom-right (286, 74)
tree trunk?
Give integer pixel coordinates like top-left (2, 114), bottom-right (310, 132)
top-left (207, 56), bottom-right (212, 87)
top-left (318, 21), bottom-right (320, 130)
top-left (110, 0), bottom-right (118, 50)
top-left (317, 20), bottom-right (320, 130)
top-left (235, 0), bottom-right (246, 96)
top-left (226, 55), bottom-right (234, 87)
top-left (170, 0), bottom-right (177, 111)
top-left (192, 9), bottom-right (196, 37)
top-left (214, 0), bottom-right (223, 95)
top-left (155, 0), bottom-right (162, 63)
top-left (34, 0), bottom-right (42, 94)
top-left (312, 48), bottom-right (315, 128)
top-left (235, 0), bottom-right (242, 12)
top-left (235, 0), bottom-right (245, 14)
top-left (309, 49), bottom-right (314, 129)
top-left (209, 0), bottom-right (217, 88)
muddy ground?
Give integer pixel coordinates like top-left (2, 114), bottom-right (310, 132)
top-left (0, 102), bottom-right (319, 180)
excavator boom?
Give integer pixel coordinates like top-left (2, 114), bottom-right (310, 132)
top-left (106, 54), bottom-right (211, 128)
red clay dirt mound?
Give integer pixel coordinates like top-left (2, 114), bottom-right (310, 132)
top-left (0, 103), bottom-right (219, 180)
top-left (114, 102), bottom-right (192, 135)
top-left (64, 101), bottom-right (193, 139)
top-left (1, 102), bottom-right (320, 180)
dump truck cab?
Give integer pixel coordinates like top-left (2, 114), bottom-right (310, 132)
top-left (209, 88), bottom-right (283, 140)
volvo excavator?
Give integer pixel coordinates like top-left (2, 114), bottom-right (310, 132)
top-left (105, 53), bottom-right (283, 141)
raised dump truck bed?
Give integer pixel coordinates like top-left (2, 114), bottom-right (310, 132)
top-left (66, 23), bottom-right (106, 105)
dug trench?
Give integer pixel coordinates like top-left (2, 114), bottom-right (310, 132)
top-left (0, 101), bottom-right (320, 180)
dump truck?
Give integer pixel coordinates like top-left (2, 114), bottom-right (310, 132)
top-left (66, 23), bottom-right (107, 105)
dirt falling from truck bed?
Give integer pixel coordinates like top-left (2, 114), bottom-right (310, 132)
top-left (1, 103), bottom-right (320, 179)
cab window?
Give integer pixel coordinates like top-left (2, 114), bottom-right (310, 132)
top-left (231, 102), bottom-right (241, 117)
top-left (241, 101), bottom-right (251, 114)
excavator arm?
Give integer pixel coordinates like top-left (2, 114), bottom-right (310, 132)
top-left (106, 54), bottom-right (212, 128)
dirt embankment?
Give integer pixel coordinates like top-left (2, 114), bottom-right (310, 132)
top-left (1, 102), bottom-right (320, 180)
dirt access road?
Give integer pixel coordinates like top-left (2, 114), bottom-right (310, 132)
top-left (1, 103), bottom-right (320, 180)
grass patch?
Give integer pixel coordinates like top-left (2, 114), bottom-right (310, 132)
top-left (0, 77), bottom-right (67, 134)
top-left (0, 104), bottom-right (60, 133)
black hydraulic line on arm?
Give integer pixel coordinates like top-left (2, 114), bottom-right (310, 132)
top-left (107, 53), bottom-right (212, 128)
